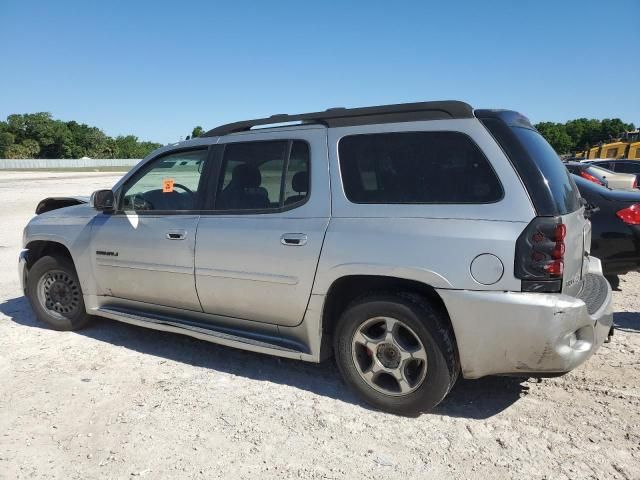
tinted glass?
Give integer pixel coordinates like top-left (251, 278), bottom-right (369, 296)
top-left (215, 140), bottom-right (309, 211)
top-left (284, 140), bottom-right (310, 206)
top-left (338, 132), bottom-right (503, 204)
top-left (594, 161), bottom-right (613, 170)
top-left (122, 149), bottom-right (207, 211)
top-left (564, 163), bottom-right (581, 174)
top-left (511, 128), bottom-right (582, 214)
top-left (614, 162), bottom-right (640, 174)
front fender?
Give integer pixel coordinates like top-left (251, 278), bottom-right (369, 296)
top-left (24, 215), bottom-right (97, 296)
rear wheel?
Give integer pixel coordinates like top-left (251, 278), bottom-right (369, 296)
top-left (333, 292), bottom-right (458, 415)
top-left (27, 255), bottom-right (90, 331)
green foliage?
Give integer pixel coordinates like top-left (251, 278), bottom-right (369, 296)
top-left (0, 113), bottom-right (162, 159)
top-left (191, 126), bottom-right (204, 138)
top-left (2, 112), bottom-right (633, 159)
top-left (0, 131), bottom-right (15, 157)
top-left (535, 122), bottom-right (573, 154)
top-left (5, 140), bottom-right (40, 159)
top-left (114, 135), bottom-right (163, 159)
top-left (535, 118), bottom-right (636, 154)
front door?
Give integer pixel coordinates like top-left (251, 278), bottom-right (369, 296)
top-left (91, 148), bottom-right (210, 311)
top-left (195, 129), bottom-right (330, 327)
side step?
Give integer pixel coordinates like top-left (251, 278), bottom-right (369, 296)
top-left (96, 307), bottom-right (308, 359)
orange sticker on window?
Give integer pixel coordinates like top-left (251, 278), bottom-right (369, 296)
top-left (162, 178), bottom-right (175, 193)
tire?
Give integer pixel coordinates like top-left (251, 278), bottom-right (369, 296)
top-left (26, 255), bottom-right (90, 331)
top-left (333, 292), bottom-right (458, 415)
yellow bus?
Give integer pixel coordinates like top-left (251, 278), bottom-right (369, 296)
top-left (587, 146), bottom-right (601, 159)
top-left (627, 141), bottom-right (640, 160)
top-left (600, 141), bottom-right (628, 159)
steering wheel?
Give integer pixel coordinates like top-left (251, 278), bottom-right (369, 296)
top-left (131, 194), bottom-right (154, 210)
top-left (172, 183), bottom-right (194, 195)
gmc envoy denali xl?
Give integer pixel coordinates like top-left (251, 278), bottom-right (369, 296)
top-left (20, 101), bottom-right (613, 414)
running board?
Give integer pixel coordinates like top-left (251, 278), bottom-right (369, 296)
top-left (96, 307), bottom-right (308, 359)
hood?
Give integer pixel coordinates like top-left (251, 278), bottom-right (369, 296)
top-left (35, 196), bottom-right (90, 215)
top-left (34, 201), bottom-right (96, 219)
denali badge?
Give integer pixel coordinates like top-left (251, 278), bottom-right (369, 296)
top-left (96, 250), bottom-right (118, 257)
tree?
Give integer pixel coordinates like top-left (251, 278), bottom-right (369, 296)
top-left (0, 112), bottom-right (162, 159)
top-left (114, 135), bottom-right (161, 158)
top-left (0, 131), bottom-right (15, 158)
top-left (535, 118), bottom-right (636, 154)
top-left (4, 139), bottom-right (40, 158)
top-left (191, 126), bottom-right (204, 138)
top-left (535, 122), bottom-right (573, 154)
top-left (600, 118), bottom-right (635, 141)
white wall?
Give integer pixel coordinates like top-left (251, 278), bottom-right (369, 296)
top-left (0, 159), bottom-right (141, 169)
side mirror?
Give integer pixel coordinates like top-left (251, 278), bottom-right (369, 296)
top-left (90, 189), bottom-right (115, 212)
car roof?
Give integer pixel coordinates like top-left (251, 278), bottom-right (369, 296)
top-left (203, 101), bottom-right (476, 137)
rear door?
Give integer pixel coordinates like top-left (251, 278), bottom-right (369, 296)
top-left (194, 128), bottom-right (330, 326)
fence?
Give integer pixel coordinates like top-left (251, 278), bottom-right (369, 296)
top-left (0, 158), bottom-right (141, 169)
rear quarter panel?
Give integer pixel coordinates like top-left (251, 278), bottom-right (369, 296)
top-left (313, 218), bottom-right (531, 292)
top-left (315, 119), bottom-right (537, 292)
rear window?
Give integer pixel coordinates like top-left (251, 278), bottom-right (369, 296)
top-left (338, 131), bottom-right (503, 204)
top-left (511, 127), bottom-right (582, 214)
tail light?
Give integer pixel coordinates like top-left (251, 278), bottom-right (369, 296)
top-left (515, 217), bottom-right (566, 292)
top-left (616, 204), bottom-right (640, 225)
top-left (633, 177), bottom-right (638, 189)
top-left (580, 170), bottom-right (604, 186)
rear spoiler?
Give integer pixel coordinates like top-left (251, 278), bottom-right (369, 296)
top-left (35, 196), bottom-right (89, 215)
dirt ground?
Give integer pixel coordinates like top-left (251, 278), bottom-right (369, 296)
top-left (0, 171), bottom-right (638, 480)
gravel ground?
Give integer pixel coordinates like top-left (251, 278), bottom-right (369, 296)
top-left (0, 171), bottom-right (639, 480)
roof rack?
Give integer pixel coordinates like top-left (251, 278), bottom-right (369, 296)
top-left (203, 100), bottom-right (474, 137)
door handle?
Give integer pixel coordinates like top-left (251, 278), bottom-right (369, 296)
top-left (166, 230), bottom-right (187, 240)
top-left (281, 233), bottom-right (308, 246)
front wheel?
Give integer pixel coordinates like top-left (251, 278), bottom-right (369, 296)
top-left (27, 255), bottom-right (90, 331)
top-left (333, 293), bottom-right (458, 415)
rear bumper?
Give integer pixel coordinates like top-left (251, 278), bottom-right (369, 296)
top-left (438, 262), bottom-right (613, 379)
top-left (19, 249), bottom-right (28, 294)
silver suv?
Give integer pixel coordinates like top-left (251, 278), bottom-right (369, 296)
top-left (20, 101), bottom-right (614, 414)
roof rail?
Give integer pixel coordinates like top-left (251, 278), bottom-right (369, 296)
top-left (203, 100), bottom-right (474, 137)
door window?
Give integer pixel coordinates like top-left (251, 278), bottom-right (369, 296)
top-left (121, 149), bottom-right (208, 212)
top-left (215, 140), bottom-right (310, 211)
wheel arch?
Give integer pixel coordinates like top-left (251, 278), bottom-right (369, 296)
top-left (25, 239), bottom-right (75, 270)
top-left (320, 274), bottom-right (459, 353)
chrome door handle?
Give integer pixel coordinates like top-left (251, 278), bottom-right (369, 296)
top-left (166, 230), bottom-right (187, 240)
top-left (281, 233), bottom-right (308, 246)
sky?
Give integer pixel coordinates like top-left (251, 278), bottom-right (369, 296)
top-left (1, 0), bottom-right (638, 145)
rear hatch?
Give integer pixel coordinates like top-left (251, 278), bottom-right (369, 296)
top-left (477, 110), bottom-right (588, 297)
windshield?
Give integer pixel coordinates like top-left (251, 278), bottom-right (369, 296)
top-left (511, 127), bottom-right (582, 214)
